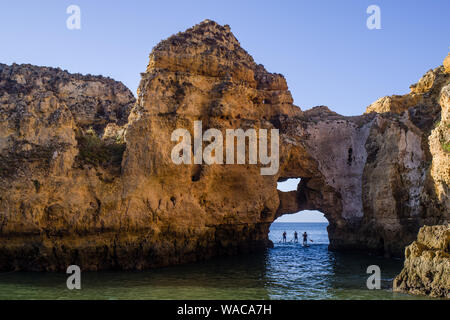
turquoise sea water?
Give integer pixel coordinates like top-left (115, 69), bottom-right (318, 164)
top-left (0, 223), bottom-right (433, 300)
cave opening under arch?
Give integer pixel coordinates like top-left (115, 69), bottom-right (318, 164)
top-left (270, 178), bottom-right (330, 245)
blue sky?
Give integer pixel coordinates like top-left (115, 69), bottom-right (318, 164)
top-left (1, 1), bottom-right (448, 222)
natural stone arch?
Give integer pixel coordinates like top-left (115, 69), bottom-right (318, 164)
top-left (0, 20), bottom-right (448, 272)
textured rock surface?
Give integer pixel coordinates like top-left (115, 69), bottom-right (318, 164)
top-left (429, 84), bottom-right (450, 209)
top-left (444, 53), bottom-right (450, 74)
top-left (0, 20), bottom-right (449, 271)
top-left (393, 224), bottom-right (450, 298)
top-left (0, 63), bottom-right (136, 270)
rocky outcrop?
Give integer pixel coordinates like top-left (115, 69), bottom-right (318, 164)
top-left (444, 53), bottom-right (450, 74)
top-left (361, 58), bottom-right (450, 256)
top-left (429, 84), bottom-right (450, 209)
top-left (0, 63), bottom-right (136, 270)
top-left (394, 224), bottom-right (450, 298)
top-left (0, 20), bottom-right (448, 271)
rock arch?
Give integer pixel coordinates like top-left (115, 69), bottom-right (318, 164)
top-left (0, 20), bottom-right (448, 271)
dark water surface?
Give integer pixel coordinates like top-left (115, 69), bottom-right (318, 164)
top-left (0, 223), bottom-right (431, 300)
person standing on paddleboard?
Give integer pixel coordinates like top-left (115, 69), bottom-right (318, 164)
top-left (302, 232), bottom-right (308, 246)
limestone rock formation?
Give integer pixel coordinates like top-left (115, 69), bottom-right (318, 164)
top-left (0, 20), bottom-right (448, 272)
top-left (429, 84), bottom-right (450, 209)
top-left (0, 63), bottom-right (136, 270)
top-left (393, 224), bottom-right (450, 298)
top-left (444, 53), bottom-right (450, 74)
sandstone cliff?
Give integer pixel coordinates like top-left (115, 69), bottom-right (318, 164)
top-left (394, 224), bottom-right (449, 298)
top-left (0, 20), bottom-right (448, 272)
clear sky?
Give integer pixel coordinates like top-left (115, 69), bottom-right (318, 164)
top-left (1, 1), bottom-right (448, 222)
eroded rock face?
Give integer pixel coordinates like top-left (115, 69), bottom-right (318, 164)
top-left (444, 53), bottom-right (450, 74)
top-left (0, 20), bottom-right (448, 271)
top-left (0, 63), bottom-right (136, 270)
top-left (393, 224), bottom-right (450, 298)
top-left (360, 58), bottom-right (450, 256)
top-left (429, 84), bottom-right (450, 209)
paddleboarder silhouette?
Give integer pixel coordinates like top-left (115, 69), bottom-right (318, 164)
top-left (302, 232), bottom-right (308, 246)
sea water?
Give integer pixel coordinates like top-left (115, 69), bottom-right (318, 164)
top-left (0, 222), bottom-right (433, 300)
